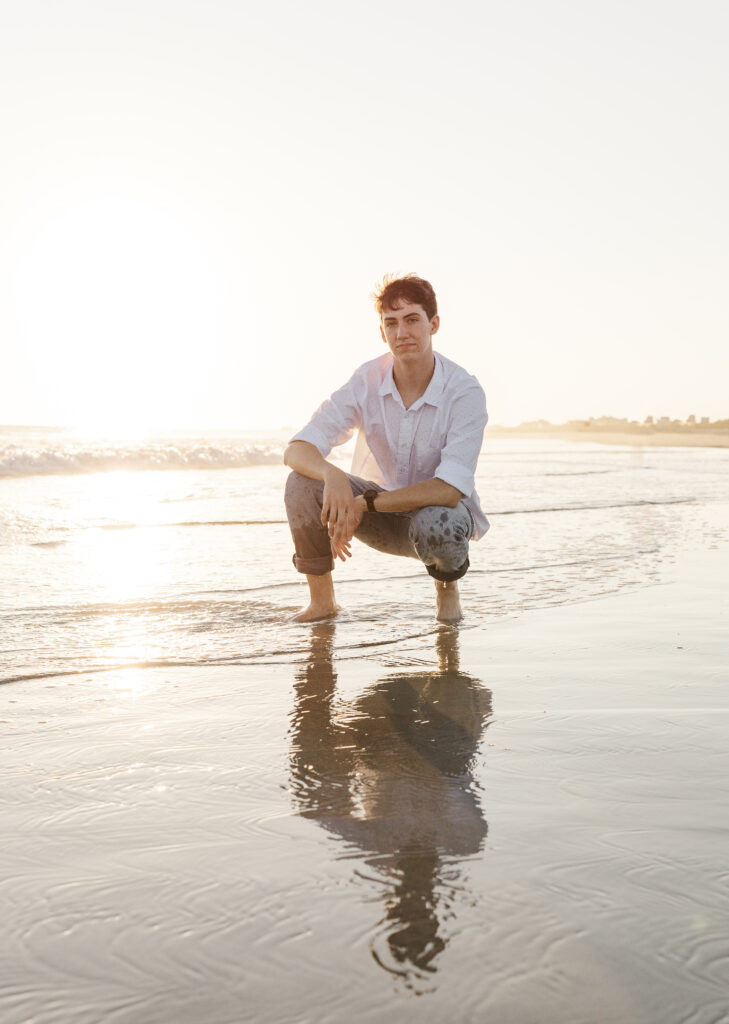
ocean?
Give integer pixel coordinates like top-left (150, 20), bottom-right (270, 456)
top-left (2, 425), bottom-right (726, 686)
top-left (3, 425), bottom-right (729, 1022)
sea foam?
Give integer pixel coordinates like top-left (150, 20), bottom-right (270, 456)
top-left (0, 441), bottom-right (283, 477)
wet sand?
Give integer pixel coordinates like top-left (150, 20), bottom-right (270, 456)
top-left (2, 546), bottom-right (728, 1023)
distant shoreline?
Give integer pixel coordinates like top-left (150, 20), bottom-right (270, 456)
top-left (487, 428), bottom-right (729, 448)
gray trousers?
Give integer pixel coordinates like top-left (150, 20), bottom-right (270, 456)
top-left (284, 471), bottom-right (473, 583)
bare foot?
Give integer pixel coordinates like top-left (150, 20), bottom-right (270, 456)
top-left (292, 603), bottom-right (341, 623)
top-left (435, 581), bottom-right (462, 623)
top-left (293, 572), bottom-right (340, 623)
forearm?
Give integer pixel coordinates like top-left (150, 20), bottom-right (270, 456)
top-left (371, 477), bottom-right (462, 514)
top-left (284, 441), bottom-right (341, 483)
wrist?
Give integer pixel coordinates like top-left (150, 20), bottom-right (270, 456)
top-left (323, 463), bottom-right (345, 483)
top-left (363, 488), bottom-right (381, 514)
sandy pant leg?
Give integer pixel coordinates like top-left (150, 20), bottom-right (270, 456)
top-left (285, 471), bottom-right (384, 576)
top-left (409, 503), bottom-right (473, 582)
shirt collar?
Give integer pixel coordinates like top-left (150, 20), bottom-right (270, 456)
top-left (377, 359), bottom-right (398, 399)
top-left (377, 352), bottom-right (445, 409)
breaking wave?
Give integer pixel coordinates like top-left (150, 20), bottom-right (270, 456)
top-left (0, 441), bottom-right (284, 477)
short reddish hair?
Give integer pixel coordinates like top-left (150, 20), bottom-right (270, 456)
top-left (372, 274), bottom-right (438, 321)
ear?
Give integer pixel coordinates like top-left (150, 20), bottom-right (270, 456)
top-left (380, 323), bottom-right (387, 344)
top-left (430, 314), bottom-right (440, 335)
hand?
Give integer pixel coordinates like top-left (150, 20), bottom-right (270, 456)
top-left (321, 467), bottom-right (358, 560)
top-left (329, 522), bottom-right (353, 562)
top-left (328, 495), bottom-right (366, 561)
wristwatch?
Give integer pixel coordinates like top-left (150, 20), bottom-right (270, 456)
top-left (363, 489), bottom-right (379, 514)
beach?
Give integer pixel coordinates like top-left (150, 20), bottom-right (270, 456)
top-left (488, 429), bottom-right (729, 448)
top-left (2, 431), bottom-right (728, 1022)
top-left (4, 0), bottom-right (729, 1014)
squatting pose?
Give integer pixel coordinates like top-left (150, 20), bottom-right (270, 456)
top-left (284, 274), bottom-right (488, 622)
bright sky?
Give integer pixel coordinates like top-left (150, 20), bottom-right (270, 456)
top-left (2, 0), bottom-right (727, 431)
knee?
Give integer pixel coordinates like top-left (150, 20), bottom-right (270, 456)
top-left (284, 471), bottom-right (324, 521)
top-left (409, 506), bottom-right (471, 582)
top-left (284, 470), bottom-right (305, 502)
top-left (410, 506), bottom-right (471, 551)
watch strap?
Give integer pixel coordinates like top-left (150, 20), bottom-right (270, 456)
top-left (363, 489), bottom-right (379, 514)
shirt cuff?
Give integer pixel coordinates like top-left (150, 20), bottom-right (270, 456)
top-left (288, 424), bottom-right (333, 459)
top-left (434, 458), bottom-right (475, 497)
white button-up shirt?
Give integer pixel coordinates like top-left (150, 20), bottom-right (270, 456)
top-left (290, 351), bottom-right (489, 539)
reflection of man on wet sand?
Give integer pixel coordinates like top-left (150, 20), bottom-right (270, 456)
top-left (288, 627), bottom-right (492, 978)
top-left (284, 274), bottom-right (488, 623)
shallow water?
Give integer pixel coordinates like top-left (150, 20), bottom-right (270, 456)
top-left (2, 430), bottom-right (727, 684)
top-left (2, 432), bottom-right (729, 1022)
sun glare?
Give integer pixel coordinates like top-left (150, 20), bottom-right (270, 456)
top-left (12, 197), bottom-right (223, 434)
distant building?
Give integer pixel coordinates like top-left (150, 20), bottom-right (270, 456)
top-left (687, 414), bottom-right (696, 425)
top-left (644, 416), bottom-right (654, 426)
top-left (701, 416), bottom-right (710, 425)
top-left (658, 416), bottom-right (671, 427)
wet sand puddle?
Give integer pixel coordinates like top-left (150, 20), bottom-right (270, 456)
top-left (3, 565), bottom-right (729, 1024)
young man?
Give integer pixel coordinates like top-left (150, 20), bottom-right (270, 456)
top-left (283, 274), bottom-right (488, 623)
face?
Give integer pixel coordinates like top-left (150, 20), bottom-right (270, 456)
top-left (379, 300), bottom-right (440, 364)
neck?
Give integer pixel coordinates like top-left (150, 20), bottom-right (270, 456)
top-left (392, 351), bottom-right (436, 406)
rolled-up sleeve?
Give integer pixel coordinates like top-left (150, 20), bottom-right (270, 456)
top-left (289, 376), bottom-right (362, 458)
top-left (434, 383), bottom-right (488, 497)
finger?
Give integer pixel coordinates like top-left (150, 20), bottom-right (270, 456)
top-left (329, 508), bottom-right (348, 533)
top-left (329, 504), bottom-right (347, 526)
top-left (330, 534), bottom-right (351, 559)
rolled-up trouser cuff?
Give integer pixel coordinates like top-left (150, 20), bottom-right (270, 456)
top-left (291, 552), bottom-right (334, 576)
top-left (425, 556), bottom-right (470, 583)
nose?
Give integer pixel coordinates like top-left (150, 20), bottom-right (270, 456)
top-left (396, 321), bottom-right (409, 339)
